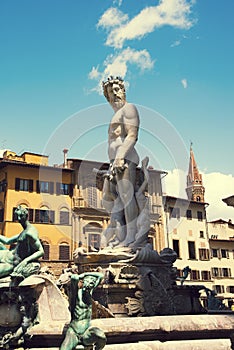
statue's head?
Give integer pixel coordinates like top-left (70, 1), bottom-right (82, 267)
top-left (82, 275), bottom-right (97, 292)
top-left (102, 76), bottom-right (126, 109)
top-left (14, 205), bottom-right (28, 222)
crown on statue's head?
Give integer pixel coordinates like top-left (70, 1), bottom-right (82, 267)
top-left (102, 76), bottom-right (125, 101)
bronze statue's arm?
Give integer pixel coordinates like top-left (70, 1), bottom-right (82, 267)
top-left (0, 233), bottom-right (20, 245)
top-left (71, 272), bottom-right (104, 288)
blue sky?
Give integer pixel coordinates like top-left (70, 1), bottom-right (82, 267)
top-left (0, 0), bottom-right (234, 219)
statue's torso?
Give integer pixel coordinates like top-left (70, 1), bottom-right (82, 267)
top-left (108, 105), bottom-right (139, 164)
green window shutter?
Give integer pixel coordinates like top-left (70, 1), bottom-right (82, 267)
top-left (28, 209), bottom-right (34, 222)
top-left (35, 209), bottom-right (40, 223)
top-left (15, 178), bottom-right (20, 191)
top-left (29, 179), bottom-right (33, 192)
top-left (69, 184), bottom-right (73, 196)
top-left (49, 182), bottom-right (54, 195)
top-left (49, 210), bottom-right (55, 224)
top-left (36, 181), bottom-right (40, 193)
top-left (56, 182), bottom-right (60, 195)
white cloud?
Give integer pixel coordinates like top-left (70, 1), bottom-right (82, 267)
top-left (171, 40), bottom-right (181, 47)
top-left (88, 47), bottom-right (155, 93)
top-left (203, 172), bottom-right (234, 221)
top-left (162, 168), bottom-right (187, 198)
top-left (97, 7), bottom-right (128, 29)
top-left (163, 169), bottom-right (234, 222)
top-left (90, 0), bottom-right (196, 92)
top-left (181, 78), bottom-right (188, 88)
top-left (99, 0), bottom-right (196, 49)
top-left (88, 66), bottom-right (101, 80)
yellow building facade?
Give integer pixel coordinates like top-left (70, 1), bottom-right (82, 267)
top-left (0, 150), bottom-right (73, 263)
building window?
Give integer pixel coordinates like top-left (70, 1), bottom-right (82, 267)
top-left (169, 207), bottom-right (180, 219)
top-left (59, 243), bottom-right (70, 260)
top-left (172, 239), bottom-right (180, 258)
top-left (199, 248), bottom-right (210, 260)
top-left (15, 178), bottom-right (33, 192)
top-left (41, 241), bottom-right (50, 260)
top-left (60, 209), bottom-right (69, 225)
top-left (197, 211), bottom-right (203, 221)
top-left (0, 208), bottom-right (4, 222)
top-left (200, 231), bottom-right (205, 238)
top-left (188, 241), bottom-right (196, 259)
top-left (190, 270), bottom-right (200, 281)
top-left (35, 209), bottom-right (55, 224)
top-left (186, 209), bottom-right (192, 220)
top-left (222, 268), bottom-right (231, 278)
top-left (221, 249), bottom-right (229, 259)
top-left (56, 183), bottom-right (71, 195)
top-left (211, 267), bottom-right (221, 278)
top-left (227, 286), bottom-right (234, 293)
top-left (201, 270), bottom-right (211, 281)
top-left (88, 233), bottom-right (100, 251)
top-left (196, 196), bottom-right (201, 202)
top-left (36, 181), bottom-right (54, 194)
top-left (211, 248), bottom-right (219, 258)
top-left (87, 185), bottom-right (97, 208)
top-left (214, 285), bottom-right (225, 294)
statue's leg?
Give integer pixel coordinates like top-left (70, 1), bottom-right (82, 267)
top-left (116, 162), bottom-right (138, 246)
top-left (60, 327), bottom-right (79, 350)
top-left (82, 326), bottom-right (106, 350)
top-left (11, 262), bottom-right (40, 279)
top-left (0, 262), bottom-right (14, 278)
top-left (102, 178), bottom-right (116, 213)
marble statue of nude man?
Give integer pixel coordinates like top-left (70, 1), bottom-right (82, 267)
top-left (102, 76), bottom-right (140, 247)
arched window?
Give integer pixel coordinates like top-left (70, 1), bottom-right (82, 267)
top-left (59, 207), bottom-right (69, 225)
top-left (59, 242), bottom-right (70, 260)
top-left (35, 205), bottom-right (55, 224)
top-left (41, 240), bottom-right (50, 260)
top-left (196, 196), bottom-right (201, 202)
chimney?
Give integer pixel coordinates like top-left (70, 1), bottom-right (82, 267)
top-left (63, 149), bottom-right (69, 168)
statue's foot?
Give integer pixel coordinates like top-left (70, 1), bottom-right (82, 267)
top-left (118, 238), bottom-right (135, 247)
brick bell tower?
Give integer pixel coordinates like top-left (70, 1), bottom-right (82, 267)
top-left (186, 144), bottom-right (205, 202)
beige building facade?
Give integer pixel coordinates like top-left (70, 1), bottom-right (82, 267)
top-left (208, 219), bottom-right (234, 306)
top-left (163, 146), bottom-right (234, 307)
top-left (163, 195), bottom-right (212, 291)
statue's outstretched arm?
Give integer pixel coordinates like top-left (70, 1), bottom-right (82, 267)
top-left (0, 233), bottom-right (20, 245)
top-left (71, 272), bottom-right (104, 288)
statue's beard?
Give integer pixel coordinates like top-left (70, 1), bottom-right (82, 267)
top-left (111, 99), bottom-right (125, 110)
